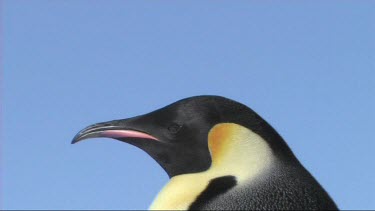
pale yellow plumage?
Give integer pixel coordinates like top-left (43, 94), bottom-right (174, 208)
top-left (149, 123), bottom-right (274, 210)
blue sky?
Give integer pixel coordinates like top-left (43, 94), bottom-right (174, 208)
top-left (2, 1), bottom-right (374, 210)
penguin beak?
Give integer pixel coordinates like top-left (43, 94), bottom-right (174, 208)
top-left (71, 120), bottom-right (158, 144)
top-left (71, 111), bottom-right (212, 178)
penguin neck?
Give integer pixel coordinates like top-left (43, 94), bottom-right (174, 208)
top-left (207, 123), bottom-right (275, 182)
top-left (149, 123), bottom-right (275, 210)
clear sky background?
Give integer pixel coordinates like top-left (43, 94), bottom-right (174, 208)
top-left (2, 1), bottom-right (375, 210)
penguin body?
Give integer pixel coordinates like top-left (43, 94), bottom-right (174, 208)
top-left (72, 96), bottom-right (338, 210)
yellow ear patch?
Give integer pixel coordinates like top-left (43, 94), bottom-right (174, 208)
top-left (208, 123), bottom-right (242, 167)
top-left (149, 123), bottom-right (274, 210)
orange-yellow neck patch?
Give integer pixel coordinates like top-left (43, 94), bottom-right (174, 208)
top-left (208, 123), bottom-right (239, 166)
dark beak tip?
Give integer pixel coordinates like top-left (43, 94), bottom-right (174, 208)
top-left (71, 133), bottom-right (84, 144)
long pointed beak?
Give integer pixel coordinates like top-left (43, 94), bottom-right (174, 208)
top-left (71, 121), bottom-right (158, 144)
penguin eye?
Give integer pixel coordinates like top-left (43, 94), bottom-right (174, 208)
top-left (167, 123), bottom-right (182, 134)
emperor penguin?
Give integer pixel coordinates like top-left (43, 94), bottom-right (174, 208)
top-left (72, 95), bottom-right (338, 210)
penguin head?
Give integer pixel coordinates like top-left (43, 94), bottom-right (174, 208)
top-left (73, 95), bottom-right (338, 210)
top-left (72, 95), bottom-right (291, 178)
